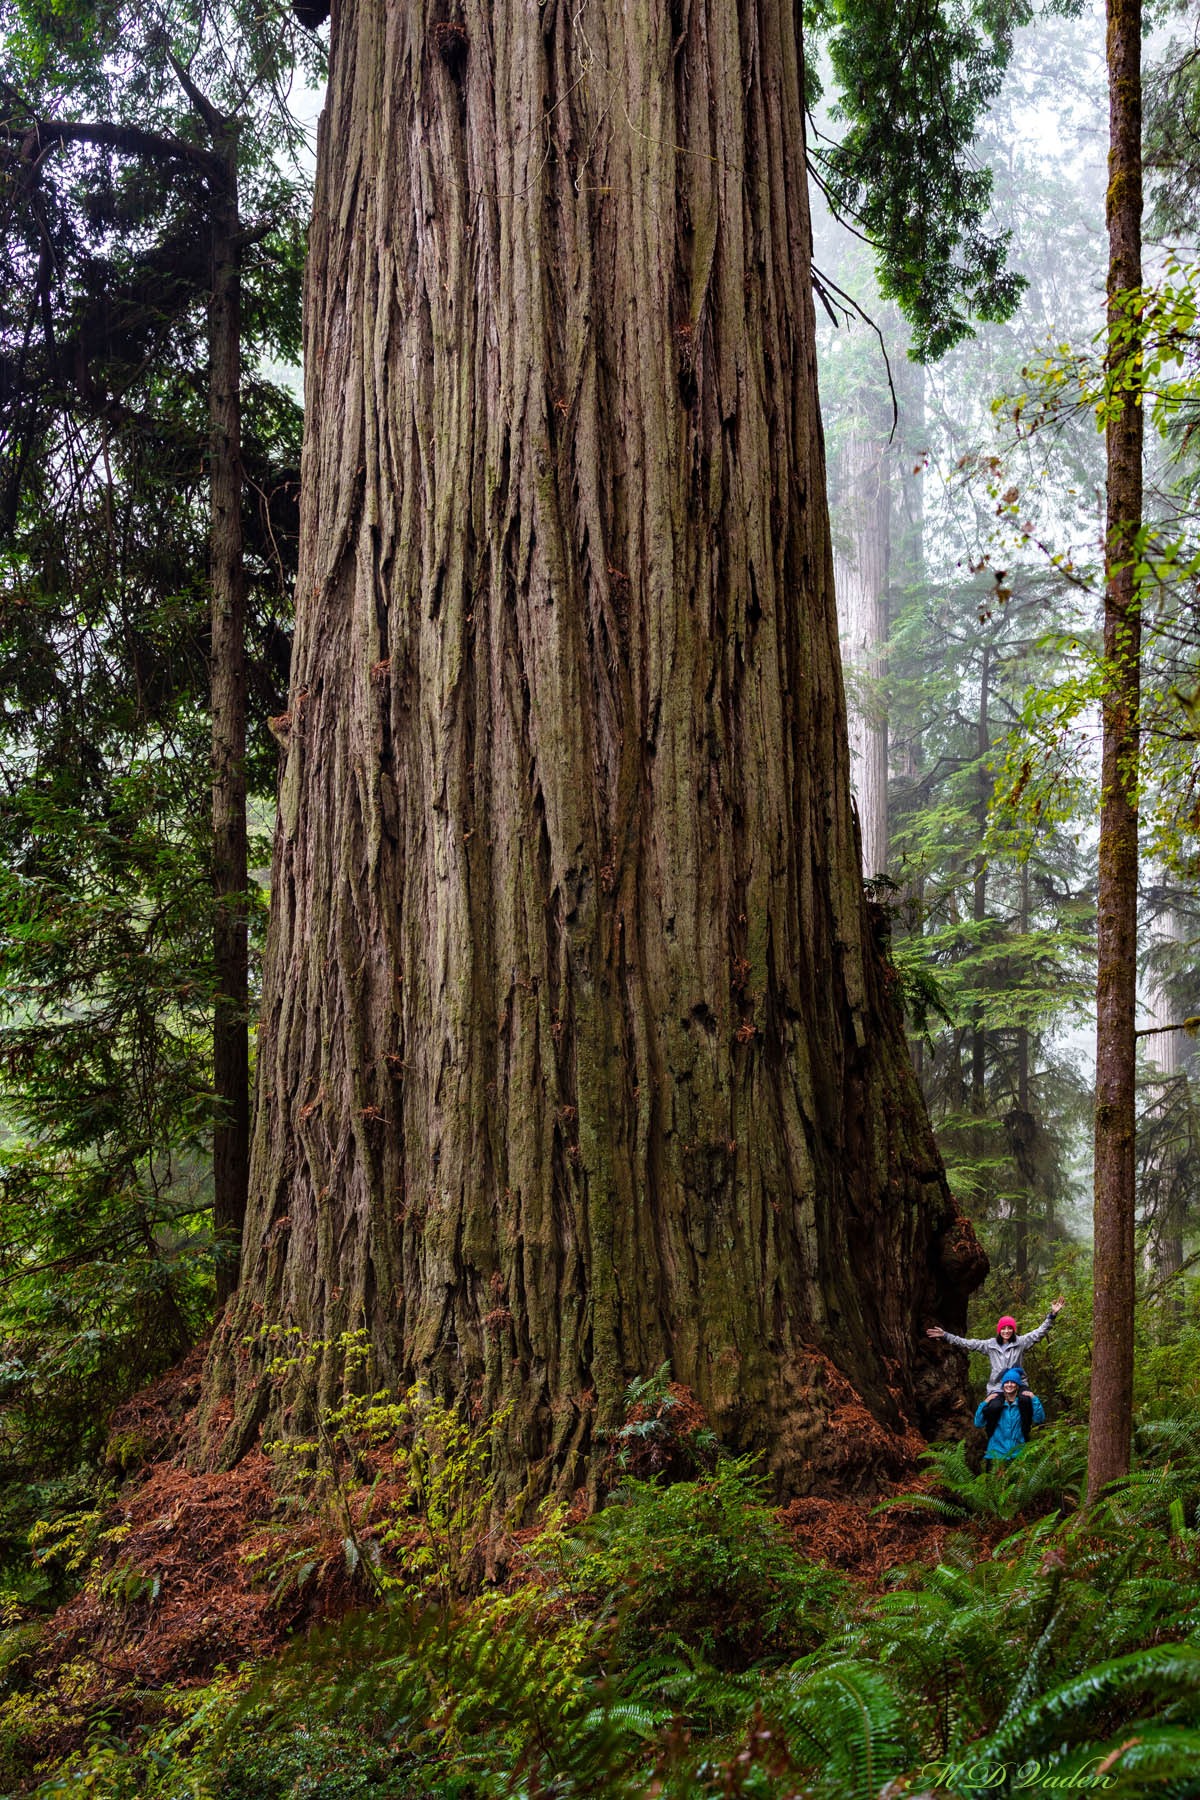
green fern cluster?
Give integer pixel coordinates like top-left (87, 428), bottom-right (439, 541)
top-left (762, 1507), bottom-right (1200, 1796)
top-left (534, 1455), bottom-right (848, 1668)
top-left (883, 1423), bottom-right (1086, 1525)
top-left (597, 1362), bottom-right (719, 1479)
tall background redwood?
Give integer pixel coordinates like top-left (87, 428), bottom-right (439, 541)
top-left (1089, 0), bottom-right (1143, 1504)
top-left (203, 0), bottom-right (982, 1495)
top-left (834, 420), bottom-right (890, 880)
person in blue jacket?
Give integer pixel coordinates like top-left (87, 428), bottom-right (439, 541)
top-left (974, 1368), bottom-right (1045, 1464)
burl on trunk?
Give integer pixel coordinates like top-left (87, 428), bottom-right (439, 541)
top-left (200, 0), bottom-right (982, 1503)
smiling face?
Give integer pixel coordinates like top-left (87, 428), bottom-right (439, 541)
top-left (1002, 1380), bottom-right (1019, 1398)
top-left (999, 1325), bottom-right (1015, 1343)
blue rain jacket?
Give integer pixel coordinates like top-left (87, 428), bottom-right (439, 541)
top-left (974, 1392), bottom-right (1045, 1461)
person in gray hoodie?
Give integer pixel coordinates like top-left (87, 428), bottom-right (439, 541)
top-left (926, 1298), bottom-right (1065, 1398)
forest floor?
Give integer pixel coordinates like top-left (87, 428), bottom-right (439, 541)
top-left (20, 1351), bottom-right (965, 1722)
top-left (2, 1344), bottom-right (1198, 1799)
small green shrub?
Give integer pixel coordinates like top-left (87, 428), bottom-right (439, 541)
top-left (258, 1327), bottom-right (513, 1607)
top-left (565, 1457), bottom-right (846, 1668)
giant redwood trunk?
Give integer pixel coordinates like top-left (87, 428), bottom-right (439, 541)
top-left (201, 0), bottom-right (982, 1499)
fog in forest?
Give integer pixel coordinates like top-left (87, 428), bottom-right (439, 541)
top-left (816, 0), bottom-right (1196, 1267)
top-left (3, 2), bottom-right (1200, 1789)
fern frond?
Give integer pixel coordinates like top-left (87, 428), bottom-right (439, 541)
top-left (623, 1639), bottom-right (760, 1728)
top-left (879, 1491), bottom-right (971, 1522)
top-left (978, 1642), bottom-right (1200, 1768)
top-left (580, 1701), bottom-right (668, 1738)
top-left (772, 1655), bottom-right (912, 1800)
top-left (1076, 1724), bottom-right (1200, 1798)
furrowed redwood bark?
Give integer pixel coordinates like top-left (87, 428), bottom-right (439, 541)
top-left (200, 0), bottom-right (981, 1498)
top-left (1089, 0), bottom-right (1143, 1505)
top-left (209, 124), bottom-right (250, 1308)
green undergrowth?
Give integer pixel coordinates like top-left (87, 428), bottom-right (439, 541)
top-left (8, 1388), bottom-right (1200, 1800)
top-left (883, 1421), bottom-right (1088, 1523)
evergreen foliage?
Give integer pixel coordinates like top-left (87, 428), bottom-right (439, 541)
top-left (807, 0), bottom-right (1084, 360)
top-left (0, 0), bottom-right (315, 1488)
top-left (817, 12), bottom-right (1111, 1282)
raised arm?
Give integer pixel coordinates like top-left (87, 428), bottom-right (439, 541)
top-left (1017, 1296), bottom-right (1065, 1351)
top-left (926, 1325), bottom-right (993, 1352)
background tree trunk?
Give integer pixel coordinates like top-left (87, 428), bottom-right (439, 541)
top-left (891, 353), bottom-right (926, 1074)
top-left (1146, 905), bottom-right (1185, 1326)
top-left (970, 641), bottom-right (992, 1116)
top-left (209, 127), bottom-right (250, 1309)
top-left (201, 0), bottom-right (982, 1499)
top-left (834, 425), bottom-right (889, 879)
top-left (1011, 863), bottom-right (1033, 1283)
top-left (1089, 0), bottom-right (1143, 1505)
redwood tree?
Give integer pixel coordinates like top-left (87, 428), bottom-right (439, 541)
top-left (834, 418), bottom-right (890, 880)
top-left (1089, 0), bottom-right (1143, 1505)
top-left (203, 0), bottom-right (984, 1497)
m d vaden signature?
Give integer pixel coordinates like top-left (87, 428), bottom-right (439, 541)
top-left (919, 1757), bottom-right (1120, 1791)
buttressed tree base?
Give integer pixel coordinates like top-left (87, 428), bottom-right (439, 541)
top-left (199, 0), bottom-right (984, 1503)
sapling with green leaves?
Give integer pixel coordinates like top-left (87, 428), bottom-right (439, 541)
top-left (256, 1325), bottom-right (514, 1609)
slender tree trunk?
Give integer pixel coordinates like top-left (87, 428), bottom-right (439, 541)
top-left (199, 0), bottom-right (983, 1499)
top-left (894, 358), bottom-right (926, 598)
top-left (209, 127), bottom-right (249, 1308)
top-left (1012, 861), bottom-right (1032, 1282)
top-left (970, 643), bottom-right (991, 1116)
top-left (1089, 0), bottom-right (1143, 1505)
top-left (891, 352), bottom-right (926, 1072)
top-left (1014, 1030), bottom-right (1031, 1280)
top-left (1147, 906), bottom-right (1184, 1325)
top-left (1147, 911), bottom-right (1182, 1083)
top-left (834, 425), bottom-right (889, 879)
